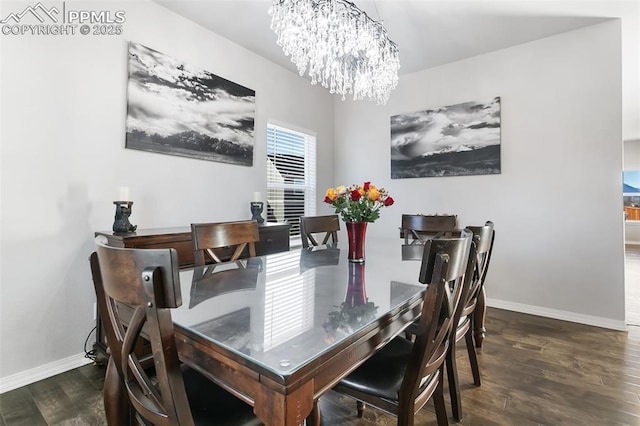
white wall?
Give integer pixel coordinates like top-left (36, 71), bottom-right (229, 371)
top-left (625, 139), bottom-right (640, 170)
top-left (0, 0), bottom-right (334, 381)
top-left (620, 3), bottom-right (640, 141)
top-left (333, 21), bottom-right (625, 328)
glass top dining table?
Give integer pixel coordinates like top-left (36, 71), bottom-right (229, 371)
top-left (171, 239), bottom-right (426, 380)
top-left (166, 238), bottom-right (427, 425)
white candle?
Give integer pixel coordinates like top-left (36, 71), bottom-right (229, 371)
top-left (253, 192), bottom-right (261, 202)
top-left (119, 186), bottom-right (130, 201)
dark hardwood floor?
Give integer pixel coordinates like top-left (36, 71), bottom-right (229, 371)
top-left (2, 307), bottom-right (639, 425)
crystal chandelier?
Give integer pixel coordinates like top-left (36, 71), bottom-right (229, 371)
top-left (268, 0), bottom-right (400, 105)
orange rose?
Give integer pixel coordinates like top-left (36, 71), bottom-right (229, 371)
top-left (367, 188), bottom-right (380, 201)
top-left (325, 188), bottom-right (338, 201)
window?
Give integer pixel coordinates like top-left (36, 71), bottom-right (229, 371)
top-left (266, 123), bottom-right (316, 241)
top-left (624, 170), bottom-right (640, 221)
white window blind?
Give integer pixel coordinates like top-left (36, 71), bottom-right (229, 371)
top-left (266, 123), bottom-right (316, 239)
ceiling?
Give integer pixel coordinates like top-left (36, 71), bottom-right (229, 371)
top-left (153, 0), bottom-right (631, 76)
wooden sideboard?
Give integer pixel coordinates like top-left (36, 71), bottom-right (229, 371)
top-left (95, 222), bottom-right (291, 268)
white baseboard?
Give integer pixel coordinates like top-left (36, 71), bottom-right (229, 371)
top-left (0, 353), bottom-right (93, 394)
top-left (487, 298), bottom-right (627, 331)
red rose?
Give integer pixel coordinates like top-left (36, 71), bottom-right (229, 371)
top-left (324, 196), bottom-right (332, 204)
top-left (383, 196), bottom-right (394, 206)
top-left (363, 181), bottom-right (371, 191)
top-left (351, 189), bottom-right (362, 201)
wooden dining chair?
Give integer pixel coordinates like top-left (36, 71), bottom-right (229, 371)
top-left (191, 220), bottom-right (259, 266)
top-left (90, 236), bottom-right (261, 426)
top-left (446, 221), bottom-right (494, 421)
top-left (299, 214), bottom-right (340, 248)
top-left (331, 229), bottom-right (473, 426)
top-left (400, 214), bottom-right (458, 243)
top-left (468, 221), bottom-right (495, 350)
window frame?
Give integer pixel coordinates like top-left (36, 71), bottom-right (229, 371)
top-left (266, 121), bottom-right (317, 245)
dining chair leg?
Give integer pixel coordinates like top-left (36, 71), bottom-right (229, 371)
top-left (473, 287), bottom-right (487, 348)
top-left (446, 340), bottom-right (462, 421)
top-left (433, 366), bottom-right (449, 426)
top-left (306, 400), bottom-right (321, 426)
top-left (103, 357), bottom-right (131, 426)
top-left (397, 404), bottom-right (414, 426)
top-left (404, 330), bottom-right (416, 342)
top-left (356, 401), bottom-right (366, 418)
top-left (465, 328), bottom-right (481, 386)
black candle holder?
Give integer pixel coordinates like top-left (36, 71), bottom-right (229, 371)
top-left (250, 201), bottom-right (265, 224)
top-left (113, 201), bottom-right (137, 233)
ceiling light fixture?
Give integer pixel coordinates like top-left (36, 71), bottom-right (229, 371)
top-left (268, 0), bottom-right (400, 105)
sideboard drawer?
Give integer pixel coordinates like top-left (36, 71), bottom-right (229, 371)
top-left (256, 223), bottom-right (291, 256)
top-left (132, 239), bottom-right (195, 267)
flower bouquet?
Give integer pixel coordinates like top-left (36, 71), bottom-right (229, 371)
top-left (323, 182), bottom-right (394, 223)
top-left (323, 182), bottom-right (394, 261)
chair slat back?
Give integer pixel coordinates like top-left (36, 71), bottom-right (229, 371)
top-left (94, 236), bottom-right (182, 309)
top-left (462, 221), bottom-right (495, 315)
top-left (300, 215), bottom-right (340, 248)
top-left (400, 230), bottom-right (471, 406)
top-left (191, 220), bottom-right (259, 266)
top-left (401, 214), bottom-right (457, 243)
top-left (418, 229), bottom-right (470, 284)
top-left (91, 237), bottom-right (194, 426)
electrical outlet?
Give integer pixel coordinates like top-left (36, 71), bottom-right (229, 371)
top-left (93, 302), bottom-right (97, 321)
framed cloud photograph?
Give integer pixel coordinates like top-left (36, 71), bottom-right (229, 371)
top-left (390, 97), bottom-right (501, 178)
top-left (125, 42), bottom-right (256, 166)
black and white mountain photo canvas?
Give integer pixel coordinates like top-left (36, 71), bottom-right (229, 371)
top-left (391, 97), bottom-right (501, 178)
top-left (125, 42), bottom-right (256, 166)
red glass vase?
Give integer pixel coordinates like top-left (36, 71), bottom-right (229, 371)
top-left (346, 222), bottom-right (367, 263)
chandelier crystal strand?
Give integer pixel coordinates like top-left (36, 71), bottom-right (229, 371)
top-left (269, 0), bottom-right (400, 105)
